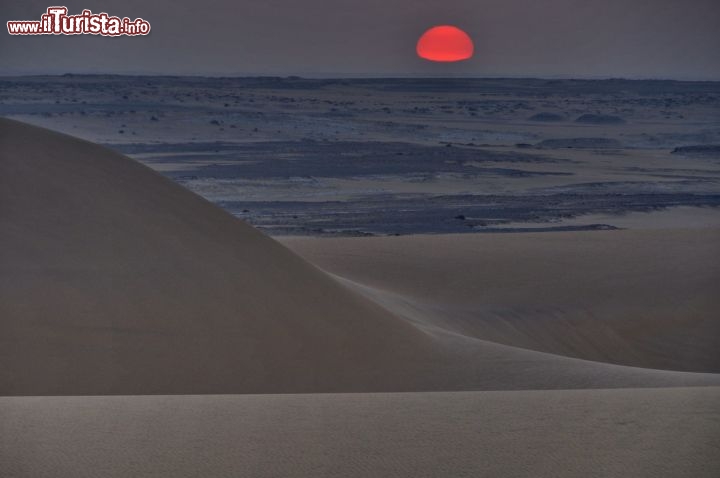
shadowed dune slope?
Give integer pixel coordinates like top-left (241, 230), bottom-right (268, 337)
top-left (2, 118), bottom-right (720, 396)
top-left (0, 118), bottom-right (444, 395)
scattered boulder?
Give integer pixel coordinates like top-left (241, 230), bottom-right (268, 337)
top-left (671, 145), bottom-right (720, 157)
top-left (528, 112), bottom-right (565, 122)
top-left (575, 114), bottom-right (626, 125)
top-left (536, 138), bottom-right (623, 149)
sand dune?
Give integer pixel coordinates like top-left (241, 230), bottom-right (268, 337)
top-left (283, 230), bottom-right (720, 372)
top-left (2, 387), bottom-right (719, 478)
top-left (2, 118), bottom-right (719, 397)
top-left (0, 117), bottom-right (438, 395)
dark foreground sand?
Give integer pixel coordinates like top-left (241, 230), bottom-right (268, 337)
top-left (2, 387), bottom-right (719, 478)
top-left (1, 118), bottom-right (719, 476)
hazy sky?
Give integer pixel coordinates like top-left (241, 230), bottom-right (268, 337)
top-left (2, 0), bottom-right (720, 79)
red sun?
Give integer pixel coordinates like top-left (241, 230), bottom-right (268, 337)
top-left (417, 25), bottom-right (474, 62)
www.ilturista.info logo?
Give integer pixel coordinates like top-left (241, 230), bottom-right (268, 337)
top-left (7, 7), bottom-right (151, 36)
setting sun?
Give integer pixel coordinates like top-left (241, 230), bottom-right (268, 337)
top-left (416, 25), bottom-right (474, 62)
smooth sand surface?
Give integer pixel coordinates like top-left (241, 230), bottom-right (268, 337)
top-left (282, 229), bottom-right (720, 372)
top-left (2, 387), bottom-right (720, 478)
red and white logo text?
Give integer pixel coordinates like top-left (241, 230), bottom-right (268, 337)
top-left (7, 7), bottom-right (151, 36)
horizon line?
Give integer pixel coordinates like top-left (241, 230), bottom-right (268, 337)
top-left (1, 73), bottom-right (719, 83)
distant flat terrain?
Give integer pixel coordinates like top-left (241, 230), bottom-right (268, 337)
top-left (2, 76), bottom-right (720, 235)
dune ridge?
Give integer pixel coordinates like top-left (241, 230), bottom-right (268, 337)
top-left (2, 118), bottom-right (719, 396)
